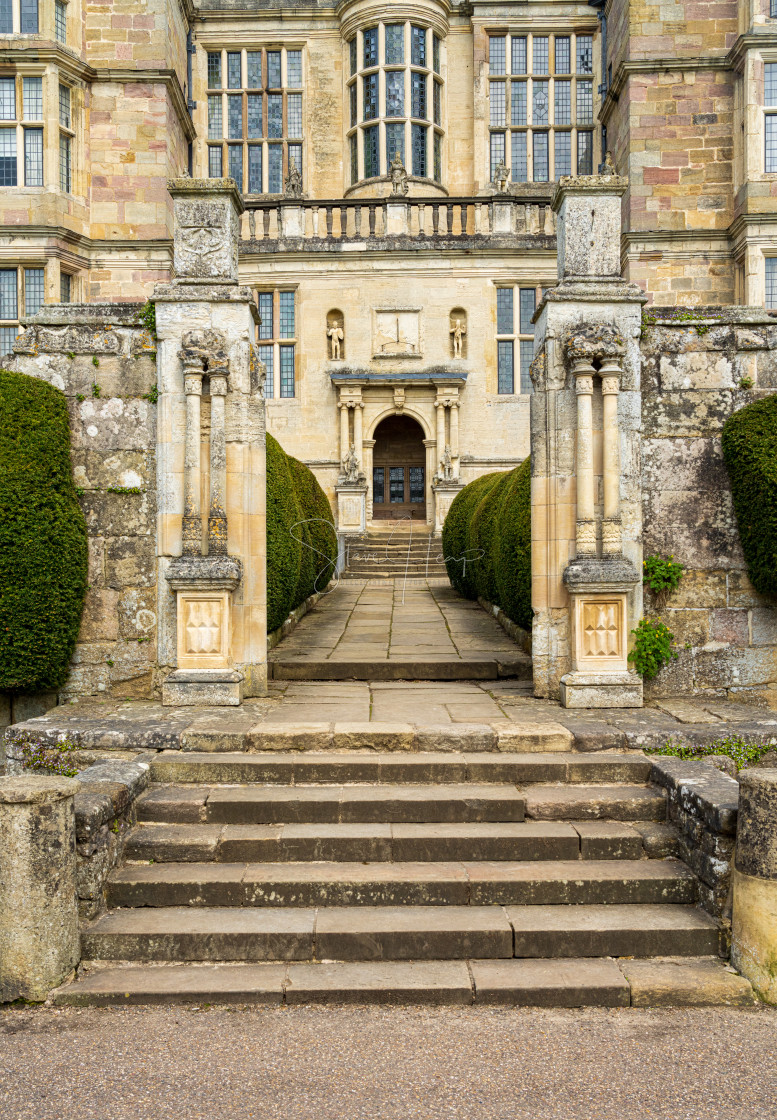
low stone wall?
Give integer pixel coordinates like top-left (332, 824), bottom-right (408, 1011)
top-left (3, 303), bottom-right (160, 705)
top-left (640, 309), bottom-right (777, 704)
top-left (650, 756), bottom-right (738, 940)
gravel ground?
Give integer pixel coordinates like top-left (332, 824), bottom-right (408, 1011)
top-left (1, 1004), bottom-right (776, 1120)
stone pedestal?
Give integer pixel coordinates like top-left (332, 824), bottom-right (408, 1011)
top-left (386, 200), bottom-right (409, 236)
top-left (162, 554), bottom-right (243, 705)
top-left (491, 197), bottom-right (514, 234)
top-left (336, 482), bottom-right (368, 533)
top-left (433, 480), bottom-right (463, 534)
top-left (529, 170), bottom-right (646, 704)
top-left (155, 178), bottom-right (267, 704)
top-left (0, 776), bottom-right (80, 1001)
top-left (560, 557), bottom-right (643, 707)
top-left (732, 769), bottom-right (777, 1004)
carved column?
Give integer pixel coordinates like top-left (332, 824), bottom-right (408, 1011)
top-left (449, 402), bottom-right (460, 472)
top-left (435, 402), bottom-right (446, 465)
top-left (573, 359), bottom-right (596, 558)
top-left (353, 402), bottom-right (364, 468)
top-left (339, 403), bottom-right (350, 462)
top-left (208, 367), bottom-right (228, 555)
top-left (600, 358), bottom-right (622, 557)
top-left (182, 361), bottom-right (204, 556)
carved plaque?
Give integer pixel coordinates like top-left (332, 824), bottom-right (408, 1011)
top-left (172, 195), bottom-right (239, 283)
top-left (177, 590), bottom-right (231, 668)
top-left (581, 599), bottom-right (622, 659)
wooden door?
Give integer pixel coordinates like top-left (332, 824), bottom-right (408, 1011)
top-left (371, 415), bottom-right (426, 521)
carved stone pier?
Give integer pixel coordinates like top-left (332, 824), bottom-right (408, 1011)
top-left (529, 171), bottom-right (646, 707)
top-left (155, 179), bottom-right (267, 706)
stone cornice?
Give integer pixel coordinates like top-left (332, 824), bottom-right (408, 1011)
top-left (0, 44), bottom-right (93, 81)
top-left (0, 225), bottom-right (173, 255)
top-left (728, 31), bottom-right (777, 72)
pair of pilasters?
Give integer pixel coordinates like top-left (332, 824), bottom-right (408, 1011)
top-left (182, 359), bottom-right (228, 557)
top-left (573, 355), bottom-right (622, 558)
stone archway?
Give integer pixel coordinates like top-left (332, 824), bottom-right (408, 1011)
top-left (371, 414), bottom-right (427, 521)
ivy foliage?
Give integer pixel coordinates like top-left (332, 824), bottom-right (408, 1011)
top-left (266, 434), bottom-right (337, 633)
top-left (721, 394), bottom-right (777, 597)
top-left (442, 458), bottom-right (532, 630)
top-left (0, 370), bottom-right (88, 691)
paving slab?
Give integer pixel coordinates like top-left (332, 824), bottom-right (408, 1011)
top-left (471, 957), bottom-right (630, 1007)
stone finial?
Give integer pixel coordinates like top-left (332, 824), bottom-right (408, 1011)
top-left (168, 179), bottom-right (244, 286)
top-left (552, 171), bottom-right (628, 282)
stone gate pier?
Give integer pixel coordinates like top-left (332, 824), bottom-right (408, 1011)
top-left (530, 172), bottom-right (645, 708)
top-left (155, 179), bottom-right (267, 705)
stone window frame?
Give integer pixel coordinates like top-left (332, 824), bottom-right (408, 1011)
top-left (493, 282), bottom-right (540, 396)
top-left (486, 30), bottom-right (596, 185)
top-left (0, 264), bottom-right (46, 357)
top-left (0, 71), bottom-right (45, 188)
top-left (255, 286), bottom-right (298, 399)
top-left (345, 21), bottom-right (444, 188)
top-left (205, 46), bottom-right (304, 196)
top-left (764, 59), bottom-right (777, 173)
top-left (54, 0), bottom-right (66, 44)
top-left (58, 79), bottom-right (74, 194)
top-left (0, 0), bottom-right (39, 34)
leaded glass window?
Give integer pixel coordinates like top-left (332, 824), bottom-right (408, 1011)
top-left (0, 129), bottom-right (15, 186)
top-left (228, 95), bottom-right (242, 139)
top-left (533, 37), bottom-right (549, 75)
top-left (24, 127), bottom-right (42, 185)
top-left (490, 36), bottom-right (506, 76)
top-left (267, 51), bottom-right (281, 88)
top-left (208, 145), bottom-right (222, 177)
top-left (268, 93), bottom-right (283, 138)
top-left (364, 123), bottom-right (379, 178)
top-left (577, 35), bottom-right (593, 73)
top-left (386, 121), bottom-right (404, 164)
top-left (255, 292), bottom-right (296, 398)
top-left (24, 267), bottom-right (43, 316)
top-left (412, 122), bottom-right (426, 176)
top-left (496, 285), bottom-right (537, 396)
top-left (25, 78), bottom-right (43, 121)
top-left (767, 64), bottom-right (777, 108)
top-left (490, 81), bottom-right (506, 127)
top-left (577, 80), bottom-right (593, 125)
top-left (411, 72), bottom-right (426, 119)
top-left (520, 341), bottom-right (534, 393)
top-left (386, 71), bottom-right (404, 117)
top-left (279, 345), bottom-right (295, 398)
top-left (433, 34), bottom-right (441, 74)
top-left (350, 81), bottom-right (357, 128)
top-left (411, 25), bottom-right (426, 67)
top-left (247, 52), bottom-right (262, 88)
top-left (512, 81), bottom-right (527, 127)
top-left (259, 345), bottom-right (274, 398)
top-left (363, 27), bottom-right (378, 69)
top-left (58, 83), bottom-right (70, 128)
top-left (228, 143), bottom-right (242, 183)
top-left (247, 94), bottom-right (262, 138)
top-left (577, 130), bottom-right (593, 174)
top-left (0, 269), bottom-right (17, 320)
top-left (268, 144), bottom-right (282, 192)
top-left (208, 53), bottom-right (222, 89)
top-left (497, 341), bottom-right (514, 394)
top-left (386, 24), bottom-right (404, 65)
top-left (533, 130), bottom-right (548, 180)
top-left (533, 81), bottom-right (549, 125)
top-left (555, 36), bottom-right (571, 74)
top-left (0, 79), bottom-right (15, 121)
top-left (554, 130), bottom-right (571, 177)
top-left (257, 292), bottom-right (273, 340)
top-left (287, 93), bottom-right (302, 138)
top-left (555, 80), bottom-right (571, 126)
top-left (350, 133), bottom-right (358, 184)
top-left (59, 132), bottom-right (71, 192)
top-left (21, 0), bottom-right (38, 32)
top-left (511, 132), bottom-right (527, 180)
top-left (248, 145), bottom-right (262, 192)
top-left (287, 51), bottom-right (302, 87)
top-left (490, 131), bottom-right (505, 179)
top-left (279, 290), bottom-right (295, 338)
top-left (511, 37), bottom-right (527, 75)
top-left (496, 288), bottom-right (513, 334)
top-left (54, 0), bottom-right (66, 43)
top-left (0, 0), bottom-right (10, 33)
top-left (60, 273), bottom-right (71, 303)
top-left (433, 81), bottom-right (441, 126)
top-left (363, 73), bottom-right (378, 120)
top-left (208, 96), bottom-right (222, 140)
top-left (519, 288), bottom-right (536, 334)
top-left (766, 259), bottom-right (777, 307)
top-left (227, 52), bottom-right (241, 89)
top-left (349, 37), bottom-right (357, 77)
top-left (434, 131), bottom-right (442, 182)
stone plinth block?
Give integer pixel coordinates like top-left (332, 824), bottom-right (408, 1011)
top-left (0, 776), bottom-right (81, 1001)
top-left (336, 483), bottom-right (367, 534)
top-left (553, 173), bottom-right (628, 280)
top-left (162, 669), bottom-right (244, 707)
top-left (168, 178), bottom-right (243, 286)
top-left (732, 769), bottom-right (777, 1004)
top-left (560, 671), bottom-right (643, 709)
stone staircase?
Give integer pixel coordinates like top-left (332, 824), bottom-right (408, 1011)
top-left (342, 530), bottom-right (448, 579)
top-left (54, 733), bottom-right (742, 1007)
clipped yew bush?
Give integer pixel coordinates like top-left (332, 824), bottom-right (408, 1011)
top-left (722, 395), bottom-right (777, 597)
top-left (0, 369), bottom-right (88, 692)
top-left (442, 458), bottom-right (532, 630)
top-left (266, 435), bottom-right (336, 633)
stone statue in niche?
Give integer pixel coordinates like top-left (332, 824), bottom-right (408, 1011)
top-left (284, 159), bottom-right (303, 199)
top-left (494, 160), bottom-right (510, 193)
top-left (327, 319), bottom-right (344, 360)
top-left (342, 444), bottom-right (361, 483)
top-left (389, 151), bottom-right (409, 197)
top-left (450, 317), bottom-right (466, 359)
top-left (441, 446), bottom-right (453, 481)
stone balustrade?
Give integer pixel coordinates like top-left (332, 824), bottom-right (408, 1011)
top-left (241, 195), bottom-right (556, 245)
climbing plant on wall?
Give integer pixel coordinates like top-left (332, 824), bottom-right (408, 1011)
top-left (0, 369), bottom-right (88, 692)
top-left (722, 395), bottom-right (777, 597)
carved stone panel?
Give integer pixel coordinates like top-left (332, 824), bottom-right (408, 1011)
top-left (373, 310), bottom-right (421, 358)
top-left (177, 590), bottom-right (232, 669)
top-left (573, 592), bottom-right (629, 672)
top-left (170, 180), bottom-right (241, 285)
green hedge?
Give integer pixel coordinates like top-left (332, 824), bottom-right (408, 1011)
top-left (0, 369), bottom-right (88, 692)
top-left (442, 458), bottom-right (532, 630)
top-left (722, 395), bottom-right (777, 597)
top-left (266, 434), bottom-right (337, 632)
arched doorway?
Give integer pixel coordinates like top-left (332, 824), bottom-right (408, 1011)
top-left (372, 414), bottom-right (426, 520)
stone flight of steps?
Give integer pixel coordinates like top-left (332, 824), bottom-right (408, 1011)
top-left (341, 531), bottom-right (449, 579)
top-left (52, 731), bottom-right (752, 1008)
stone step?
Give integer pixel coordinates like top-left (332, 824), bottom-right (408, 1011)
top-left (124, 820), bottom-right (650, 864)
top-left (267, 658), bottom-right (532, 681)
top-left (50, 956), bottom-right (756, 1008)
top-left (81, 904), bottom-right (720, 962)
top-left (106, 858), bottom-right (698, 909)
top-left (163, 721), bottom-right (574, 756)
top-left (139, 783), bottom-right (527, 826)
top-left (149, 751), bottom-right (652, 786)
top-left (524, 785), bottom-right (666, 822)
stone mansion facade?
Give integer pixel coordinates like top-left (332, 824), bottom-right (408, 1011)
top-left (1, 0), bottom-right (776, 528)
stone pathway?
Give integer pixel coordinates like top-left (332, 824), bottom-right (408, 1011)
top-left (268, 580), bottom-right (530, 680)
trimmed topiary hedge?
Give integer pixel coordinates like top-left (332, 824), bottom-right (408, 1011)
top-left (0, 369), bottom-right (88, 692)
top-left (722, 395), bottom-right (777, 597)
top-left (266, 434), bottom-right (337, 633)
top-left (442, 457), bottom-right (532, 630)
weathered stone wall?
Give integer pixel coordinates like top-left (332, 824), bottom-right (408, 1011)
top-left (4, 304), bottom-right (160, 704)
top-left (640, 308), bottom-right (777, 704)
